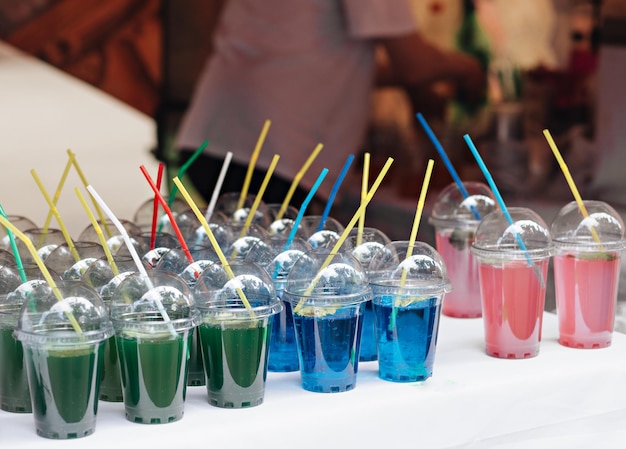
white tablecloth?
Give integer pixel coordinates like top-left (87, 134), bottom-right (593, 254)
top-left (2, 312), bottom-right (626, 449)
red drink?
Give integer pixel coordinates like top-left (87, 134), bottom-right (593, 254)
top-left (478, 259), bottom-right (549, 359)
top-left (554, 253), bottom-right (620, 349)
top-left (436, 230), bottom-right (481, 318)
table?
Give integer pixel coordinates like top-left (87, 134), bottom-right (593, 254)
top-left (2, 312), bottom-right (626, 448)
top-left (0, 40), bottom-right (159, 237)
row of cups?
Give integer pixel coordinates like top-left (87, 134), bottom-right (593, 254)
top-left (431, 182), bottom-right (625, 358)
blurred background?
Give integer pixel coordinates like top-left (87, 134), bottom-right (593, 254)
top-left (2, 0), bottom-right (626, 312)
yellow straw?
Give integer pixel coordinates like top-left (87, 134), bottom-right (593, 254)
top-left (275, 143), bottom-right (324, 220)
top-left (173, 176), bottom-right (252, 310)
top-left (74, 187), bottom-right (119, 276)
top-left (294, 157), bottom-right (394, 312)
top-left (543, 129), bottom-right (601, 244)
top-left (68, 149), bottom-right (112, 237)
top-left (389, 159), bottom-right (435, 330)
top-left (238, 119), bottom-right (271, 210)
top-left (0, 215), bottom-right (83, 333)
top-left (238, 154), bottom-right (280, 240)
top-left (41, 151), bottom-right (74, 237)
top-left (31, 169), bottom-right (80, 262)
top-left (357, 152), bottom-right (370, 247)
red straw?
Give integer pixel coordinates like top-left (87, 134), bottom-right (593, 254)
top-left (150, 163), bottom-right (165, 250)
top-left (140, 165), bottom-right (194, 264)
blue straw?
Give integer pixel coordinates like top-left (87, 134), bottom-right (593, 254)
top-left (417, 113), bottom-right (481, 220)
top-left (0, 204), bottom-right (27, 283)
top-left (284, 168), bottom-right (329, 254)
top-left (463, 134), bottom-right (545, 287)
top-left (318, 154), bottom-right (354, 232)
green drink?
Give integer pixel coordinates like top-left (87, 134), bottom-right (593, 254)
top-left (25, 343), bottom-right (105, 439)
top-left (116, 331), bottom-right (191, 424)
top-left (99, 335), bottom-right (123, 401)
top-left (0, 326), bottom-right (31, 412)
top-left (199, 319), bottom-right (270, 408)
top-left (110, 272), bottom-right (201, 425)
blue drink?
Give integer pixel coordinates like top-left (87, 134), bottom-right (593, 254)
top-left (268, 299), bottom-right (299, 372)
top-left (292, 303), bottom-right (364, 393)
top-left (373, 295), bottom-right (442, 382)
top-left (359, 300), bottom-right (377, 361)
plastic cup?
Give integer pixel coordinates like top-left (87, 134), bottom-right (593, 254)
top-left (0, 264), bottom-right (32, 412)
top-left (551, 200), bottom-right (626, 349)
top-left (78, 219), bottom-right (142, 255)
top-left (428, 182), bottom-right (496, 318)
top-left (282, 250), bottom-right (372, 393)
top-left (17, 228), bottom-right (66, 262)
top-left (214, 192), bottom-right (272, 229)
top-left (245, 236), bottom-right (311, 372)
top-left (133, 196), bottom-right (189, 233)
top-left (471, 207), bottom-right (553, 359)
top-left (0, 215), bottom-right (36, 251)
top-left (368, 241), bottom-right (451, 382)
top-left (14, 281), bottom-right (113, 439)
top-left (82, 256), bottom-right (139, 402)
top-left (110, 272), bottom-right (200, 424)
top-left (194, 262), bottom-right (281, 407)
top-left (44, 241), bottom-right (107, 281)
top-left (343, 227), bottom-right (392, 362)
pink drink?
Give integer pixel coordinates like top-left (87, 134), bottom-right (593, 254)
top-left (554, 253), bottom-right (620, 349)
top-left (479, 259), bottom-right (549, 359)
top-left (435, 231), bottom-right (482, 318)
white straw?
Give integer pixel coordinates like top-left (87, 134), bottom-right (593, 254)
top-left (205, 151), bottom-right (233, 222)
top-left (86, 185), bottom-right (176, 332)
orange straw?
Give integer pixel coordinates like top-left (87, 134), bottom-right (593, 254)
top-left (140, 165), bottom-right (194, 264)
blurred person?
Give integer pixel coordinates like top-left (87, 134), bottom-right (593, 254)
top-left (174, 0), bottom-right (486, 209)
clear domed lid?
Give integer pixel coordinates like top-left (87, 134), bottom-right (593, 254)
top-left (283, 250), bottom-right (372, 308)
top-left (14, 280), bottom-right (113, 345)
top-left (110, 272), bottom-right (200, 333)
top-left (471, 207), bottom-right (553, 260)
top-left (368, 241), bottom-right (452, 295)
top-left (429, 182), bottom-right (496, 230)
top-left (550, 200), bottom-right (626, 252)
top-left (193, 262), bottom-right (281, 320)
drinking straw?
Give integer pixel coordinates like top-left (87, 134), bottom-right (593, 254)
top-left (74, 188), bottom-right (119, 276)
top-left (294, 157), bottom-right (394, 312)
top-left (238, 154), bottom-right (280, 240)
top-left (167, 140), bottom-right (208, 208)
top-left (274, 143), bottom-right (324, 221)
top-left (172, 177), bottom-right (252, 310)
top-left (31, 169), bottom-right (80, 263)
top-left (86, 185), bottom-right (175, 331)
top-left (318, 154), bottom-right (355, 232)
top-left (139, 166), bottom-right (194, 264)
top-left (389, 159), bottom-right (434, 330)
top-left (204, 151), bottom-right (233, 222)
top-left (356, 152), bottom-right (370, 247)
top-left (464, 134), bottom-right (545, 287)
top-left (543, 129), bottom-right (601, 244)
top-left (150, 163), bottom-right (165, 250)
top-left (283, 168), bottom-right (329, 252)
top-left (41, 151), bottom-right (74, 238)
top-left (0, 204), bottom-right (27, 282)
top-left (0, 215), bottom-right (82, 333)
top-left (238, 119), bottom-right (271, 210)
top-left (416, 112), bottom-right (481, 220)
top-left (68, 150), bottom-right (112, 237)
